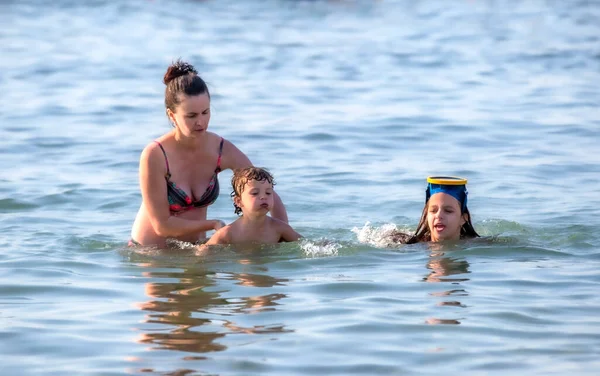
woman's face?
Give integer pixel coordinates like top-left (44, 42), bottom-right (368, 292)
top-left (427, 193), bottom-right (466, 242)
top-left (168, 93), bottom-right (211, 137)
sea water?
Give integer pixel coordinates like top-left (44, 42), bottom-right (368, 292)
top-left (1, 0), bottom-right (599, 375)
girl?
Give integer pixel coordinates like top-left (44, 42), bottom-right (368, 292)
top-left (391, 176), bottom-right (479, 244)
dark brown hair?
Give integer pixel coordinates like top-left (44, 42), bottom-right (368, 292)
top-left (406, 203), bottom-right (479, 244)
top-left (163, 59), bottom-right (210, 118)
top-left (230, 167), bottom-right (275, 215)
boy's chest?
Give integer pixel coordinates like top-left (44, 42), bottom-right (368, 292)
top-left (232, 226), bottom-right (281, 244)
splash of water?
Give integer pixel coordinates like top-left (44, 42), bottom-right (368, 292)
top-left (300, 238), bottom-right (341, 258)
top-left (352, 221), bottom-right (411, 248)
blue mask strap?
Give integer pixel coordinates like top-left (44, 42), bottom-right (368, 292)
top-left (426, 184), bottom-right (468, 213)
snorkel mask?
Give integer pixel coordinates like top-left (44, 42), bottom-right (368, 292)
top-left (425, 176), bottom-right (468, 213)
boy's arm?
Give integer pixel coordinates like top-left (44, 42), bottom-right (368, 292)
top-left (196, 226), bottom-right (232, 254)
top-left (205, 226), bottom-right (230, 245)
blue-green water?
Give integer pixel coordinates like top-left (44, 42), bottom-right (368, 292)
top-left (1, 0), bottom-right (600, 375)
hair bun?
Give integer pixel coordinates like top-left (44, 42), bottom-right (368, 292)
top-left (163, 59), bottom-right (198, 85)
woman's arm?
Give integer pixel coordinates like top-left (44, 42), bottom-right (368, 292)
top-left (220, 138), bottom-right (289, 223)
top-left (273, 218), bottom-right (301, 242)
top-left (139, 143), bottom-right (225, 238)
top-left (271, 192), bottom-right (288, 224)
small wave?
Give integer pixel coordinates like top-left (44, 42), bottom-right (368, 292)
top-left (351, 221), bottom-right (410, 248)
top-left (477, 219), bottom-right (528, 237)
top-left (166, 238), bottom-right (200, 249)
top-left (300, 238), bottom-right (340, 258)
top-left (122, 244), bottom-right (200, 263)
top-left (0, 198), bottom-right (38, 213)
top-left (64, 235), bottom-right (119, 252)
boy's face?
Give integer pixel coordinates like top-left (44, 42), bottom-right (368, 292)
top-left (235, 179), bottom-right (274, 216)
top-left (426, 193), bottom-right (467, 242)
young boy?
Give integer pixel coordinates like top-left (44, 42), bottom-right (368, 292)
top-left (200, 167), bottom-right (301, 248)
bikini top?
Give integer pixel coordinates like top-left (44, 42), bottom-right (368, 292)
top-left (154, 139), bottom-right (224, 214)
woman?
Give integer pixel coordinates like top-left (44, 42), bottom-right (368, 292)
top-left (130, 60), bottom-right (288, 247)
top-left (390, 176), bottom-right (479, 244)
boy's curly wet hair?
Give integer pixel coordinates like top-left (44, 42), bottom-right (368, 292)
top-left (230, 167), bottom-right (276, 215)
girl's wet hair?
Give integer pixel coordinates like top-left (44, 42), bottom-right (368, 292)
top-left (406, 204), bottom-right (479, 244)
top-left (163, 59), bottom-right (210, 119)
top-left (230, 167), bottom-right (276, 215)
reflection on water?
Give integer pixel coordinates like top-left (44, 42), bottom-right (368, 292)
top-left (134, 258), bottom-right (293, 356)
top-left (423, 244), bottom-right (471, 325)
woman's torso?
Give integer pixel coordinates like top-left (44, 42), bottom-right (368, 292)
top-left (131, 132), bottom-right (224, 247)
top-left (131, 205), bottom-right (210, 247)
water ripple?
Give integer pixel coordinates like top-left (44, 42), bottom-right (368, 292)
top-left (2, 0), bottom-right (600, 375)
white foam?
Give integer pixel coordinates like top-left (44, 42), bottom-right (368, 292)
top-left (300, 239), bottom-right (340, 258)
top-left (351, 221), bottom-right (406, 248)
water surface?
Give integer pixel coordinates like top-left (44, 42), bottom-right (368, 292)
top-left (1, 0), bottom-right (599, 375)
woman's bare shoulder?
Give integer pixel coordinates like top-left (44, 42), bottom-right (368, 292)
top-left (269, 217), bottom-right (291, 228)
top-left (216, 136), bottom-right (252, 170)
top-left (140, 141), bottom-right (163, 165)
top-left (141, 134), bottom-right (171, 155)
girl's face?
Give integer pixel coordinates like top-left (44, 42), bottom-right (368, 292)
top-left (235, 180), bottom-right (274, 217)
top-left (427, 192), bottom-right (467, 242)
top-left (168, 93), bottom-right (211, 137)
